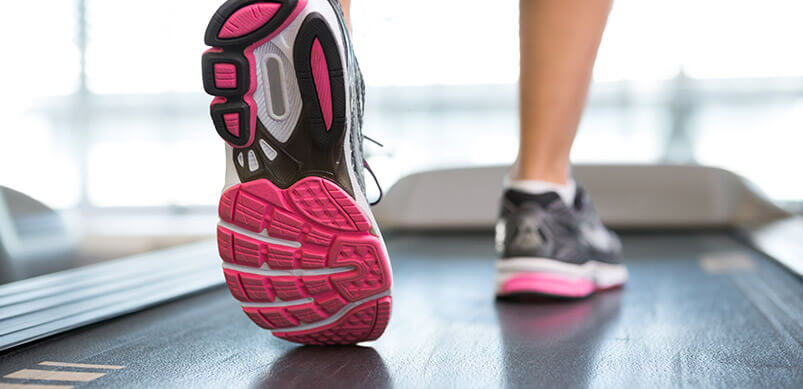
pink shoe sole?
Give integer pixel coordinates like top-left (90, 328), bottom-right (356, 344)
top-left (204, 0), bottom-right (391, 344)
top-left (218, 177), bottom-right (392, 344)
top-left (499, 272), bottom-right (623, 299)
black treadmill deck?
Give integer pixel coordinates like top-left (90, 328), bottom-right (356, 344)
top-left (1, 232), bottom-right (802, 388)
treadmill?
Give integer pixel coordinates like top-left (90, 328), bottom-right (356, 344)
top-left (1, 164), bottom-right (801, 388)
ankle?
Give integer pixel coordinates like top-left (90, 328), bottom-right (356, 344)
top-left (505, 178), bottom-right (577, 206)
top-left (339, 0), bottom-right (352, 31)
top-left (509, 162), bottom-right (571, 186)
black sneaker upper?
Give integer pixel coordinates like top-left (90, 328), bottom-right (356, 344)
top-left (495, 186), bottom-right (622, 265)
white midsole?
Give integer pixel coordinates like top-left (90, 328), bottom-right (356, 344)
top-left (496, 257), bottom-right (628, 292)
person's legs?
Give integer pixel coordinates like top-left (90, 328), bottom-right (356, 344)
top-left (514, 0), bottom-right (612, 186)
top-left (339, 0), bottom-right (351, 30)
top-left (496, 0), bottom-right (627, 299)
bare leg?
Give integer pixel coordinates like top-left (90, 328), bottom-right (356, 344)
top-left (515, 0), bottom-right (612, 185)
top-left (339, 0), bottom-right (351, 30)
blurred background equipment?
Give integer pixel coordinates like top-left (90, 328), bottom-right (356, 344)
top-left (2, 0), bottom-right (803, 215)
top-left (0, 186), bottom-right (78, 283)
top-left (1, 0), bottom-right (802, 386)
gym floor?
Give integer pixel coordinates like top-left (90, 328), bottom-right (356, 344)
top-left (1, 232), bottom-right (801, 388)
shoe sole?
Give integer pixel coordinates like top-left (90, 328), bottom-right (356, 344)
top-left (203, 0), bottom-right (392, 345)
top-left (495, 258), bottom-right (627, 298)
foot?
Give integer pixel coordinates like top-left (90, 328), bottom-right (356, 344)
top-left (203, 0), bottom-right (392, 345)
top-left (495, 186), bottom-right (627, 298)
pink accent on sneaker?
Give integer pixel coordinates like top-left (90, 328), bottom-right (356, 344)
top-left (274, 296), bottom-right (392, 345)
top-left (223, 112), bottom-right (240, 137)
top-left (210, 96), bottom-right (227, 106)
top-left (218, 3), bottom-right (282, 39)
top-left (214, 63), bottom-right (238, 89)
top-left (310, 38), bottom-right (333, 131)
top-left (501, 273), bottom-right (595, 298)
top-left (217, 177), bottom-right (391, 344)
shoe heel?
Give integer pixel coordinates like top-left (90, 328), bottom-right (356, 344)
top-left (217, 177), bottom-right (392, 344)
top-left (204, 0), bottom-right (303, 48)
top-left (202, 0), bottom-right (307, 149)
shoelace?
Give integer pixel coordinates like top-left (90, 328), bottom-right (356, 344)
top-left (362, 135), bottom-right (384, 206)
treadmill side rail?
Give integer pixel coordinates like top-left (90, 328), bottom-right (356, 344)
top-left (0, 241), bottom-right (222, 352)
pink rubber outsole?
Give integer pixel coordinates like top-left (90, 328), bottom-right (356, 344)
top-left (500, 273), bottom-right (600, 298)
top-left (310, 38), bottom-right (333, 131)
top-left (217, 177), bottom-right (392, 345)
top-left (218, 3), bottom-right (282, 39)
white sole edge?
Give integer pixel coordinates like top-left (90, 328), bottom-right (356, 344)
top-left (270, 290), bottom-right (391, 334)
top-left (495, 257), bottom-right (629, 293)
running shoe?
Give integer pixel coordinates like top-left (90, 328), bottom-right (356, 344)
top-left (202, 0), bottom-right (391, 345)
top-left (495, 187), bottom-right (627, 298)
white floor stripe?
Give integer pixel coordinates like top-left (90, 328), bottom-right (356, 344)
top-left (3, 370), bottom-right (104, 382)
top-left (38, 362), bottom-right (124, 370)
top-left (0, 384), bottom-right (73, 389)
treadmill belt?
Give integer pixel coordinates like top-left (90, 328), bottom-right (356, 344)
top-left (1, 232), bottom-right (801, 388)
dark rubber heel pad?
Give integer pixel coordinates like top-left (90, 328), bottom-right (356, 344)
top-left (202, 51), bottom-right (250, 96)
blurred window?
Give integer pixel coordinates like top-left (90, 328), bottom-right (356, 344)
top-left (1, 0), bottom-right (802, 210)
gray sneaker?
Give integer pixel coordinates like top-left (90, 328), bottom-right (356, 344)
top-left (495, 187), bottom-right (628, 298)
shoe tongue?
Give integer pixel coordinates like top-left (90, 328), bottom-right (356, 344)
top-left (504, 189), bottom-right (562, 208)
